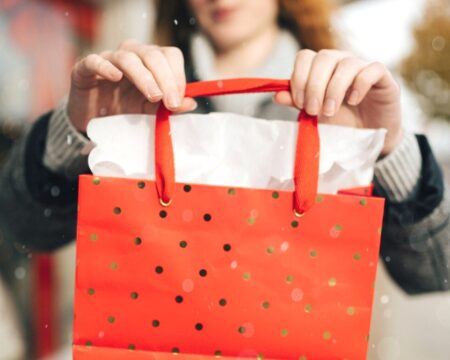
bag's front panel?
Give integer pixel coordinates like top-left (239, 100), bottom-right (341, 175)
top-left (74, 175), bottom-right (384, 360)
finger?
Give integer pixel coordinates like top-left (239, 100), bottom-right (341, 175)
top-left (118, 41), bottom-right (165, 103)
top-left (107, 50), bottom-right (163, 103)
top-left (347, 61), bottom-right (396, 106)
top-left (273, 90), bottom-right (294, 107)
top-left (161, 47), bottom-right (186, 99)
top-left (134, 46), bottom-right (182, 110)
top-left (291, 49), bottom-right (316, 109)
top-left (304, 50), bottom-right (349, 116)
top-left (143, 97), bottom-right (197, 115)
top-left (322, 57), bottom-right (366, 117)
top-left (173, 97), bottom-right (197, 113)
top-left (72, 53), bottom-right (123, 87)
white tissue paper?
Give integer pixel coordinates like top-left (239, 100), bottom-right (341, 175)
top-left (87, 113), bottom-right (386, 194)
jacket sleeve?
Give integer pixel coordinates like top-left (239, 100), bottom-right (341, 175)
top-left (0, 112), bottom-right (79, 252)
top-left (374, 135), bottom-right (450, 294)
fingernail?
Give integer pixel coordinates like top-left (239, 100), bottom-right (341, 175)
top-left (167, 93), bottom-right (180, 109)
top-left (323, 98), bottom-right (336, 116)
top-left (190, 101), bottom-right (198, 111)
top-left (296, 91), bottom-right (305, 108)
top-left (348, 90), bottom-right (359, 105)
top-left (109, 69), bottom-right (121, 79)
top-left (307, 98), bottom-right (320, 115)
top-left (147, 87), bottom-right (162, 101)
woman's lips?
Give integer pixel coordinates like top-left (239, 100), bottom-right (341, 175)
top-left (212, 7), bottom-right (237, 22)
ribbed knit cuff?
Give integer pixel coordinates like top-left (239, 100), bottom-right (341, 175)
top-left (374, 131), bottom-right (422, 202)
top-left (43, 99), bottom-right (93, 179)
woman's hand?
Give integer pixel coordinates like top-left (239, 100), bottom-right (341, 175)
top-left (67, 39), bottom-right (196, 132)
top-left (274, 49), bottom-right (403, 155)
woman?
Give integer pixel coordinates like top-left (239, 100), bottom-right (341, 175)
top-left (0, 0), bottom-right (448, 294)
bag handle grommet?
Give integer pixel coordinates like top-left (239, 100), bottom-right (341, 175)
top-left (159, 198), bottom-right (172, 207)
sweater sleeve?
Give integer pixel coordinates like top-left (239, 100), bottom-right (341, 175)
top-left (374, 134), bottom-right (450, 294)
top-left (43, 99), bottom-right (92, 179)
top-left (0, 112), bottom-right (80, 252)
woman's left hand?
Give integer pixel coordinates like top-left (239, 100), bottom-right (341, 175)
top-left (274, 49), bottom-right (402, 156)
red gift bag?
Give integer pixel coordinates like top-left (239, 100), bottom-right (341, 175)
top-left (73, 79), bottom-right (384, 360)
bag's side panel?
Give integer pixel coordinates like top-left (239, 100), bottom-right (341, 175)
top-left (74, 175), bottom-right (384, 360)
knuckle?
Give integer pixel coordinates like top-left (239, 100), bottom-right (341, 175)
top-left (164, 46), bottom-right (183, 58)
top-left (143, 47), bottom-right (163, 63)
top-left (338, 56), bottom-right (358, 68)
top-left (317, 49), bottom-right (335, 57)
top-left (119, 38), bottom-right (139, 49)
top-left (296, 49), bottom-right (316, 60)
top-left (114, 50), bottom-right (134, 66)
top-left (370, 61), bottom-right (386, 72)
top-left (84, 53), bottom-right (99, 66)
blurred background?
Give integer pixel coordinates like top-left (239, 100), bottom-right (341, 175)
top-left (0, 0), bottom-right (449, 359)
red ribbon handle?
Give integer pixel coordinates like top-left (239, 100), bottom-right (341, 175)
top-left (155, 78), bottom-right (320, 215)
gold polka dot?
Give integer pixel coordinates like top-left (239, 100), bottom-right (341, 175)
top-left (257, 354), bottom-right (265, 360)
top-left (172, 347), bottom-right (180, 355)
top-left (85, 340), bottom-right (92, 346)
top-left (272, 191), bottom-right (279, 199)
top-left (378, 227), bottom-right (383, 235)
top-left (323, 331), bottom-right (332, 340)
top-left (286, 275), bottom-right (294, 284)
top-left (328, 277), bottom-right (337, 287)
top-left (92, 177), bottom-right (101, 185)
top-left (334, 224), bottom-right (342, 231)
top-left (281, 329), bottom-right (289, 337)
top-left (228, 188), bottom-right (236, 195)
top-left (214, 350), bottom-right (222, 357)
top-left (248, 217), bottom-right (256, 225)
top-left (365, 334), bottom-right (370, 342)
top-left (113, 207), bottom-right (121, 215)
top-left (347, 306), bottom-right (356, 316)
top-left (242, 272), bottom-right (251, 281)
top-left (262, 301), bottom-right (270, 309)
top-left (353, 253), bottom-right (361, 261)
top-left (89, 233), bottom-right (98, 241)
top-left (299, 356), bottom-right (307, 360)
top-left (304, 304), bottom-right (312, 313)
top-left (130, 292), bottom-right (139, 300)
top-left (110, 262), bottom-right (119, 270)
top-left (87, 288), bottom-right (95, 296)
top-left (107, 316), bottom-right (115, 324)
top-left (134, 237), bottom-right (142, 245)
top-left (128, 344), bottom-right (136, 350)
top-left (309, 249), bottom-right (318, 258)
top-left (359, 199), bottom-right (367, 206)
top-left (315, 195), bottom-right (324, 203)
top-left (266, 246), bottom-right (275, 255)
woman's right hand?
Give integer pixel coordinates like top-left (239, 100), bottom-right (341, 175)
top-left (67, 39), bottom-right (196, 132)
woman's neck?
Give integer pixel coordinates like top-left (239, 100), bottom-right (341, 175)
top-left (213, 26), bottom-right (280, 77)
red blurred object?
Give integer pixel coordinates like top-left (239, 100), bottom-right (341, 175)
top-left (38, 0), bottom-right (98, 42)
top-left (33, 255), bottom-right (54, 358)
